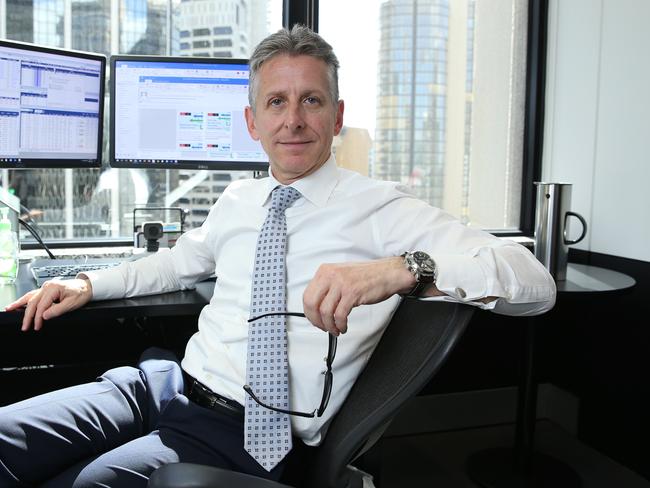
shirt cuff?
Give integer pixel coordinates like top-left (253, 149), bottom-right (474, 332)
top-left (77, 264), bottom-right (127, 301)
top-left (433, 254), bottom-right (496, 304)
top-left (418, 294), bottom-right (499, 310)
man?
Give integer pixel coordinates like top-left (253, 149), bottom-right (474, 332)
top-left (0, 25), bottom-right (555, 487)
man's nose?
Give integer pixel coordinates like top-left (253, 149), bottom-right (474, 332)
top-left (285, 103), bottom-right (305, 131)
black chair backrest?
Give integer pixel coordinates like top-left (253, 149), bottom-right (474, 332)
top-left (304, 299), bottom-right (473, 488)
top-left (147, 299), bottom-right (473, 488)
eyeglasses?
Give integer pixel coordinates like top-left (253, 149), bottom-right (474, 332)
top-left (243, 312), bottom-right (337, 418)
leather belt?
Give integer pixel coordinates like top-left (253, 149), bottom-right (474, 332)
top-left (186, 375), bottom-right (244, 421)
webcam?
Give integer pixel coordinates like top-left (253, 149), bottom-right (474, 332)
top-left (142, 221), bottom-right (163, 252)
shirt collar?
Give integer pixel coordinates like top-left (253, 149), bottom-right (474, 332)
top-left (260, 154), bottom-right (339, 208)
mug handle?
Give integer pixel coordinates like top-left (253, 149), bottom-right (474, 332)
top-left (564, 211), bottom-right (587, 245)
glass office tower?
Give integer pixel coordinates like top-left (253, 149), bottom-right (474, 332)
top-left (0, 0), bottom-right (170, 238)
top-left (373, 0), bottom-right (527, 228)
top-left (374, 0), bottom-right (475, 216)
top-left (120, 0), bottom-right (170, 55)
top-left (172, 0), bottom-right (270, 229)
top-left (4, 0), bottom-right (37, 44)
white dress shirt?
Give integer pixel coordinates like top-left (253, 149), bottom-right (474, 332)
top-left (85, 154), bottom-right (555, 445)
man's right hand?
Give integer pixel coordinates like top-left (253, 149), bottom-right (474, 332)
top-left (4, 278), bottom-right (93, 332)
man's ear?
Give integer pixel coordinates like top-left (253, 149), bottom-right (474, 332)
top-left (244, 106), bottom-right (260, 140)
top-left (333, 99), bottom-right (345, 136)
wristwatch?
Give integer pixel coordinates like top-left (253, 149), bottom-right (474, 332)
top-left (402, 251), bottom-right (437, 297)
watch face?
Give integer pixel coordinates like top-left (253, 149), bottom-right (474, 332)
top-left (413, 251), bottom-right (436, 273)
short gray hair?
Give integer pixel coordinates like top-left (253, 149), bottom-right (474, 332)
top-left (248, 24), bottom-right (340, 112)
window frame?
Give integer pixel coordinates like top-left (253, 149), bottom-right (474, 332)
top-left (518, 0), bottom-right (548, 238)
top-left (20, 0), bottom-right (547, 249)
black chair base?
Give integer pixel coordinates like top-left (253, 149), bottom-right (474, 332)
top-left (467, 447), bottom-right (582, 488)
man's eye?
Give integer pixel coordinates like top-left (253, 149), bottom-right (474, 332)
top-left (269, 98), bottom-right (283, 106)
top-left (304, 96), bottom-right (319, 105)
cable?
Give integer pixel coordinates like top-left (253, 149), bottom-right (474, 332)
top-left (1, 195), bottom-right (56, 259)
top-left (19, 202), bottom-right (41, 228)
top-left (18, 217), bottom-right (56, 260)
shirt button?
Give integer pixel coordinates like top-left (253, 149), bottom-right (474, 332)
top-left (455, 287), bottom-right (467, 299)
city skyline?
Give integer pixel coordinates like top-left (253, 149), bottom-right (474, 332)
top-left (0, 0), bottom-right (527, 241)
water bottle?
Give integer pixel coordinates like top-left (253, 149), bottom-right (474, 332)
top-left (0, 207), bottom-right (19, 285)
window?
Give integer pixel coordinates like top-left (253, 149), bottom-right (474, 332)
top-left (0, 0), bottom-right (539, 245)
top-left (320, 0), bottom-right (529, 230)
top-left (0, 0), bottom-right (282, 243)
top-left (192, 28), bottom-right (211, 37)
top-left (213, 26), bottom-right (233, 35)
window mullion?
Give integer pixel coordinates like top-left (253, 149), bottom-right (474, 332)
top-left (283, 0), bottom-right (319, 30)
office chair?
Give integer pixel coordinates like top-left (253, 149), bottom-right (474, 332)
top-left (148, 299), bottom-right (474, 488)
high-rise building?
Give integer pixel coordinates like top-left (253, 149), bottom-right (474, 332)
top-left (374, 0), bottom-right (527, 229)
top-left (4, 0), bottom-right (37, 44)
top-left (0, 0), bottom-right (279, 238)
top-left (0, 0), bottom-right (179, 239)
top-left (121, 0), bottom-right (170, 55)
top-left (176, 0), bottom-right (253, 58)
top-left (71, 0), bottom-right (111, 56)
top-left (374, 0), bottom-right (475, 219)
top-left (170, 0), bottom-right (269, 230)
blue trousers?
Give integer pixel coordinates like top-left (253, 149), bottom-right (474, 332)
top-left (0, 348), bottom-right (288, 487)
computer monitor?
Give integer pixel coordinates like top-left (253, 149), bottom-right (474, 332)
top-left (0, 39), bottom-right (106, 168)
top-left (110, 55), bottom-right (268, 171)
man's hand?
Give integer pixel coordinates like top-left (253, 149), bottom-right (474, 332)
top-left (4, 278), bottom-right (93, 332)
top-left (303, 257), bottom-right (420, 336)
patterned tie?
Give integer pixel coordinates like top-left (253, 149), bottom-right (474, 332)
top-left (245, 185), bottom-right (301, 471)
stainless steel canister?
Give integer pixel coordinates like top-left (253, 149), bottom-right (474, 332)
top-left (533, 182), bottom-right (587, 281)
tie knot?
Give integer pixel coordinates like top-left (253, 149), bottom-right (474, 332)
top-left (271, 186), bottom-right (301, 213)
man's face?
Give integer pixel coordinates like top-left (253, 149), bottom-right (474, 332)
top-left (245, 54), bottom-right (344, 184)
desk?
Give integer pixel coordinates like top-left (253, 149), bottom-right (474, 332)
top-left (0, 261), bottom-right (215, 327)
top-left (1, 262), bottom-right (215, 405)
top-left (467, 263), bottom-right (636, 487)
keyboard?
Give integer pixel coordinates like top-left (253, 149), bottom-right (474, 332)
top-left (30, 258), bottom-right (126, 287)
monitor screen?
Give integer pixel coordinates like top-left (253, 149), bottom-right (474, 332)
top-left (0, 39), bottom-right (106, 168)
top-left (110, 55), bottom-right (268, 171)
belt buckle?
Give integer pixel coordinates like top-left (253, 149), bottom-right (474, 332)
top-left (194, 380), bottom-right (228, 409)
top-left (209, 395), bottom-right (222, 409)
top-left (189, 379), bottom-right (243, 420)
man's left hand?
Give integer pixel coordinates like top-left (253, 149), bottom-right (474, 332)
top-left (303, 257), bottom-right (417, 336)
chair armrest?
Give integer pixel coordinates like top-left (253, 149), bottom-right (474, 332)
top-left (148, 463), bottom-right (293, 488)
